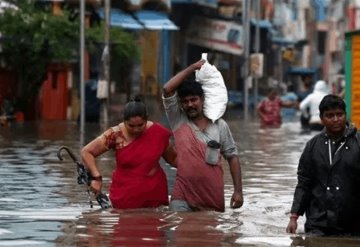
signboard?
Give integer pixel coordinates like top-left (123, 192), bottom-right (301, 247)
top-left (186, 16), bottom-right (243, 55)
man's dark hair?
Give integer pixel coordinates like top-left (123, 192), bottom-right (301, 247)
top-left (301, 74), bottom-right (313, 88)
top-left (123, 96), bottom-right (148, 121)
top-left (177, 80), bottom-right (204, 98)
top-left (319, 94), bottom-right (346, 117)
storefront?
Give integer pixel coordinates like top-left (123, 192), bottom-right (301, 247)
top-left (98, 8), bottom-right (178, 97)
top-left (185, 15), bottom-right (243, 90)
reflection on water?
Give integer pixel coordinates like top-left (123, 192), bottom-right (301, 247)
top-left (1, 118), bottom-right (360, 246)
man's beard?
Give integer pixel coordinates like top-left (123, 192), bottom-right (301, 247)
top-left (186, 108), bottom-right (200, 119)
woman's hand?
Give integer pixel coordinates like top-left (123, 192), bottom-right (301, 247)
top-left (89, 180), bottom-right (102, 197)
top-left (163, 142), bottom-right (177, 167)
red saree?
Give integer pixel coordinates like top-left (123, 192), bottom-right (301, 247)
top-left (108, 123), bottom-right (171, 209)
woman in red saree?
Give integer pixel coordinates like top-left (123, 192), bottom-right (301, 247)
top-left (81, 98), bottom-right (177, 209)
top-left (257, 87), bottom-right (298, 128)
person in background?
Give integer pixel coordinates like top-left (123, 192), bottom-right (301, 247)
top-left (0, 91), bottom-right (24, 126)
top-left (297, 75), bottom-right (314, 131)
top-left (287, 94), bottom-right (360, 236)
top-left (0, 93), bottom-right (14, 126)
top-left (257, 86), bottom-right (297, 128)
top-left (162, 59), bottom-right (243, 212)
top-left (81, 97), bottom-right (177, 209)
top-left (299, 80), bottom-right (330, 131)
top-left (337, 78), bottom-right (346, 99)
top-left (281, 83), bottom-right (299, 122)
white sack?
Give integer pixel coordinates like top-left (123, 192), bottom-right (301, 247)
top-left (97, 79), bottom-right (109, 99)
top-left (195, 58), bottom-right (228, 122)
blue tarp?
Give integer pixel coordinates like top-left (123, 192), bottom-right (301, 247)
top-left (98, 9), bottom-right (178, 31)
top-left (98, 8), bottom-right (143, 30)
top-left (287, 67), bottom-right (317, 75)
top-left (134, 10), bottom-right (179, 30)
top-left (312, 0), bottom-right (325, 22)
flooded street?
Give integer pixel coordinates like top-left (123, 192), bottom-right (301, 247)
top-left (1, 112), bottom-right (360, 246)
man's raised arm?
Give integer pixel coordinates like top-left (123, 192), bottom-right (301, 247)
top-left (163, 59), bottom-right (205, 97)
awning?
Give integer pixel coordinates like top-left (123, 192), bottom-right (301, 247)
top-left (134, 10), bottom-right (179, 30)
top-left (171, 0), bottom-right (218, 8)
top-left (287, 67), bottom-right (317, 75)
top-left (271, 37), bottom-right (297, 46)
top-left (98, 8), bottom-right (143, 30)
top-left (98, 9), bottom-right (178, 31)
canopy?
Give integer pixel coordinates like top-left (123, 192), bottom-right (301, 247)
top-left (98, 9), bottom-right (178, 31)
top-left (98, 8), bottom-right (143, 30)
top-left (287, 67), bottom-right (317, 75)
top-left (134, 10), bottom-right (178, 30)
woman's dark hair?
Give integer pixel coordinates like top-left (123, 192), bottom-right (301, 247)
top-left (123, 96), bottom-right (148, 121)
top-left (177, 80), bottom-right (204, 98)
top-left (319, 94), bottom-right (346, 117)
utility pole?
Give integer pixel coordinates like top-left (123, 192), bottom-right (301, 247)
top-left (80, 0), bottom-right (85, 140)
top-left (254, 0), bottom-right (260, 116)
top-left (100, 0), bottom-right (110, 124)
top-left (242, 0), bottom-right (250, 120)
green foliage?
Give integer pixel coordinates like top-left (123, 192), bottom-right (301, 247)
top-left (0, 1), bottom-right (80, 113)
top-left (86, 23), bottom-right (140, 62)
top-left (0, 0), bottom-right (139, 115)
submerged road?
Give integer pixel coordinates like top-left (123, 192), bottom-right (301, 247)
top-left (1, 113), bottom-right (360, 246)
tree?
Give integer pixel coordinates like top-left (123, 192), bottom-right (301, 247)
top-left (0, 0), bottom-right (139, 118)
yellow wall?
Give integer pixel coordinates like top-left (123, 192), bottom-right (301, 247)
top-left (351, 35), bottom-right (360, 127)
top-left (140, 31), bottom-right (160, 96)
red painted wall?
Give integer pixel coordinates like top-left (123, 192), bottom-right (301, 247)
top-left (39, 64), bottom-right (69, 120)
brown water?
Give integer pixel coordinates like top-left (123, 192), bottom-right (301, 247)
top-left (1, 115), bottom-right (360, 247)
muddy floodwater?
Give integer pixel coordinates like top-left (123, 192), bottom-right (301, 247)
top-left (1, 112), bottom-right (360, 247)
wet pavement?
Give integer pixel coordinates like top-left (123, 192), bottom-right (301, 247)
top-left (1, 111), bottom-right (360, 246)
